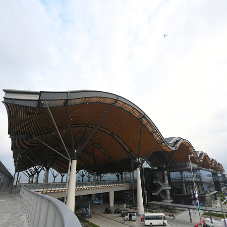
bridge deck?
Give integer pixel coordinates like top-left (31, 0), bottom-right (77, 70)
top-left (0, 187), bottom-right (29, 227)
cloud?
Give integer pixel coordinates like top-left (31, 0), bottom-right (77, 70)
top-left (1, 0), bottom-right (227, 174)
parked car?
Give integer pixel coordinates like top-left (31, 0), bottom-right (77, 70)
top-left (104, 208), bottom-right (113, 214)
top-left (114, 208), bottom-right (122, 214)
top-left (120, 209), bottom-right (129, 217)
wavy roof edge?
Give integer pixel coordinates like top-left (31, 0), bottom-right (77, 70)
top-left (2, 89), bottom-right (224, 173)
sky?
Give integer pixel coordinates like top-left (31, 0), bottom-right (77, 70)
top-left (0, 0), bottom-right (227, 182)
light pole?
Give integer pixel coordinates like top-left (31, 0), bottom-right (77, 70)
top-left (221, 198), bottom-right (227, 227)
top-left (189, 154), bottom-right (202, 225)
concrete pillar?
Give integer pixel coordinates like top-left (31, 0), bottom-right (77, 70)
top-left (181, 172), bottom-right (186, 194)
top-left (188, 208), bottom-right (192, 223)
top-left (66, 159), bottom-right (77, 212)
top-left (109, 191), bottom-right (114, 207)
top-left (120, 173), bottom-right (123, 181)
top-left (35, 173), bottom-right (39, 183)
top-left (163, 171), bottom-right (170, 200)
top-left (137, 168), bottom-right (144, 215)
top-left (209, 211), bottom-right (213, 224)
top-left (172, 207), bottom-right (175, 219)
top-left (93, 172), bottom-right (96, 183)
top-left (44, 169), bottom-right (49, 183)
top-left (100, 195), bottom-right (103, 205)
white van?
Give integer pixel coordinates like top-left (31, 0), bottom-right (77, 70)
top-left (124, 212), bottom-right (136, 221)
top-left (144, 213), bottom-right (167, 226)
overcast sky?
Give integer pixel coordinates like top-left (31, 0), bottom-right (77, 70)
top-left (0, 0), bottom-right (227, 181)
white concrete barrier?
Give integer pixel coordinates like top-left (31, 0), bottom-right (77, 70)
top-left (20, 186), bottom-right (82, 227)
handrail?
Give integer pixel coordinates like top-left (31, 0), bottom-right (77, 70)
top-left (20, 186), bottom-right (81, 227)
top-left (21, 180), bottom-right (132, 192)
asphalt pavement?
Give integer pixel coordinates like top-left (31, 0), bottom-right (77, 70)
top-left (83, 204), bottom-right (226, 227)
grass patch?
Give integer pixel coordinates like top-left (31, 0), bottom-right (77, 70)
top-left (203, 212), bottom-right (225, 218)
top-left (78, 217), bottom-right (100, 227)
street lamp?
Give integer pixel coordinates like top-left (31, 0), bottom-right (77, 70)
top-left (221, 198), bottom-right (227, 227)
top-left (189, 154), bottom-right (202, 224)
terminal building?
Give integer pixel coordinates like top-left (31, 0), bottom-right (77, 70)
top-left (2, 89), bottom-right (226, 225)
top-left (0, 161), bottom-right (14, 188)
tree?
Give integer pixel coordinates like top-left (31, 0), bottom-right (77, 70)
top-left (205, 190), bottom-right (215, 207)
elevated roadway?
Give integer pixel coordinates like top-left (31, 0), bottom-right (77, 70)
top-left (22, 181), bottom-right (132, 199)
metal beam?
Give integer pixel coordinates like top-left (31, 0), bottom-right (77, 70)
top-left (76, 102), bottom-right (116, 158)
top-left (143, 145), bottom-right (161, 163)
top-left (33, 136), bottom-right (69, 161)
top-left (112, 133), bottom-right (135, 162)
top-left (26, 157), bottom-right (41, 168)
top-left (67, 105), bottom-right (76, 159)
top-left (138, 119), bottom-right (143, 159)
top-left (166, 149), bottom-right (178, 168)
top-left (184, 148), bottom-right (189, 162)
top-left (77, 126), bottom-right (87, 151)
top-left (44, 101), bottom-right (71, 159)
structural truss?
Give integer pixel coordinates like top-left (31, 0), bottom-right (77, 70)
top-left (2, 90), bottom-right (224, 174)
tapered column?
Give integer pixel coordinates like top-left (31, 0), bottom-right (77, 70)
top-left (163, 171), bottom-right (170, 200)
top-left (44, 169), bottom-right (49, 183)
top-left (66, 159), bottom-right (77, 212)
top-left (109, 191), bottom-right (114, 207)
top-left (137, 168), bottom-right (144, 215)
top-left (93, 172), bottom-right (96, 183)
top-left (35, 173), bottom-right (39, 183)
top-left (61, 175), bottom-right (64, 183)
top-left (181, 171), bottom-right (186, 194)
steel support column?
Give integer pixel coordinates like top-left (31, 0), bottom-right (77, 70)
top-left (137, 167), bottom-right (144, 215)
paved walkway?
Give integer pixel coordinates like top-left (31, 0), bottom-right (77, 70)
top-left (0, 186), bottom-right (29, 227)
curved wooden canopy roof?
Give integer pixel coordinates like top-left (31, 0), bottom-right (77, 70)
top-left (2, 89), bottom-right (224, 174)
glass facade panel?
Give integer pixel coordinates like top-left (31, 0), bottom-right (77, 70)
top-left (170, 172), bottom-right (181, 182)
top-left (218, 174), bottom-right (224, 182)
top-left (200, 170), bottom-right (213, 181)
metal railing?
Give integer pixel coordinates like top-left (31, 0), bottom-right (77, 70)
top-left (21, 180), bottom-right (132, 193)
top-left (20, 186), bottom-right (82, 227)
